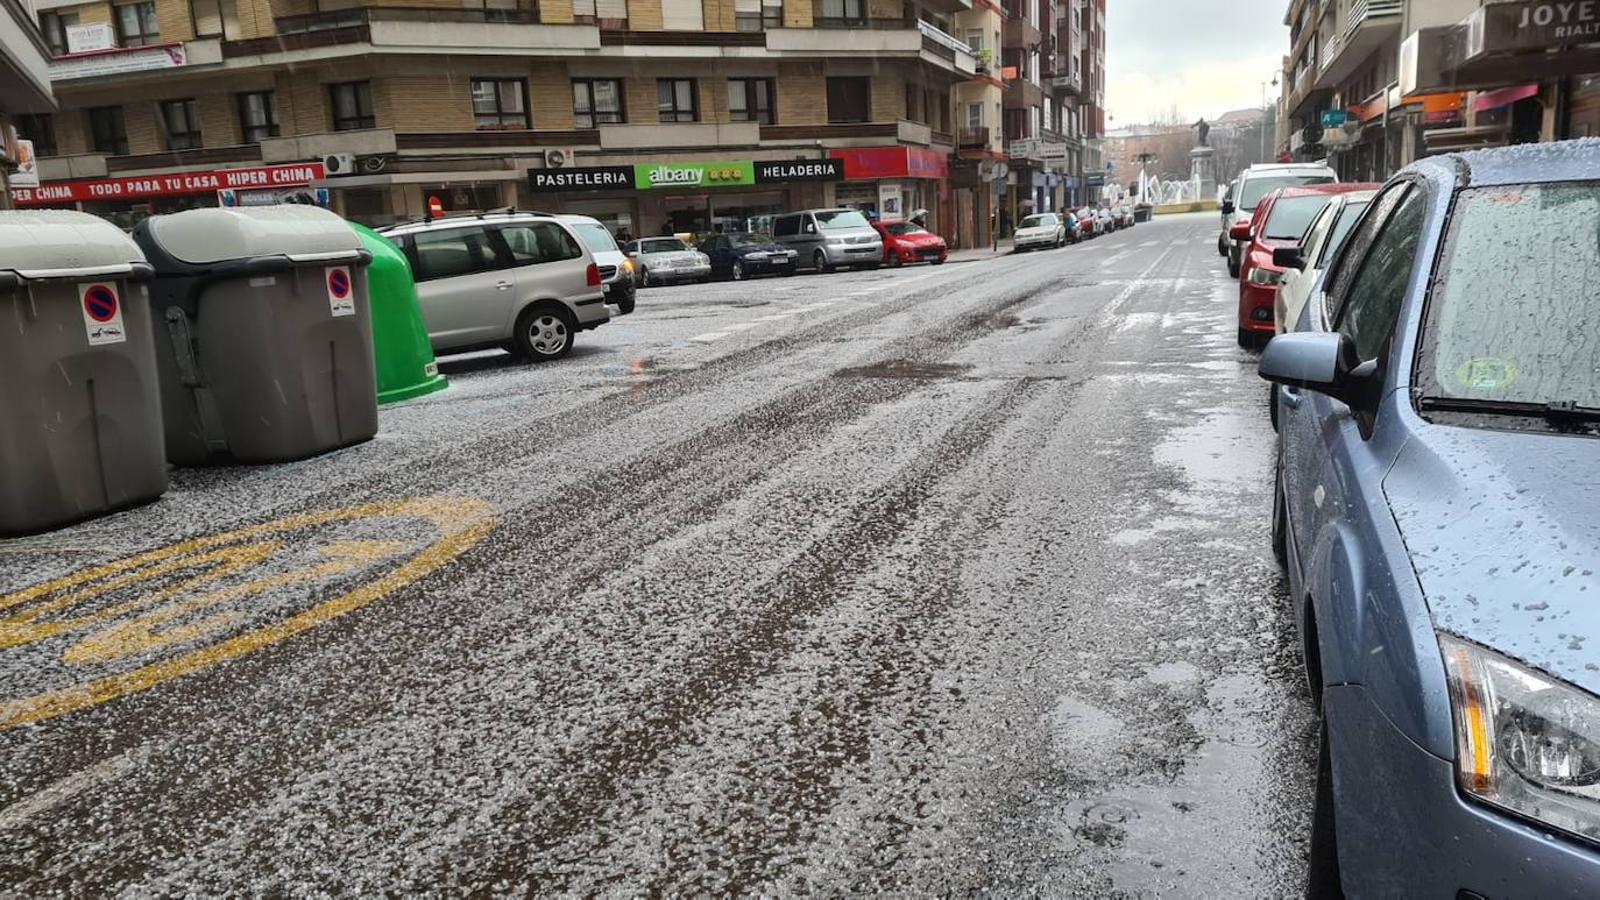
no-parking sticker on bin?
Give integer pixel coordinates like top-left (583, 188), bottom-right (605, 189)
top-left (79, 283), bottom-right (126, 346)
top-left (325, 266), bottom-right (355, 318)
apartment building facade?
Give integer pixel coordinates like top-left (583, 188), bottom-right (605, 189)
top-left (1280, 0), bottom-right (1598, 181)
top-left (9, 0), bottom-right (988, 240)
top-left (2, 0), bottom-right (56, 207)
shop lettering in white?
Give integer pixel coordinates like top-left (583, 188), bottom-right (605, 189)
top-left (1519, 1), bottom-right (1599, 29)
top-left (763, 163), bottom-right (837, 179)
top-left (535, 170), bottom-right (630, 188)
top-left (646, 166), bottom-right (703, 186)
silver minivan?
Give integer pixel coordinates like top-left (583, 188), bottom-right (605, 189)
top-left (772, 208), bottom-right (883, 273)
top-left (381, 212), bottom-right (613, 362)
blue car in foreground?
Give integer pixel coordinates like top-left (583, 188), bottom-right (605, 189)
top-left (1261, 140), bottom-right (1600, 896)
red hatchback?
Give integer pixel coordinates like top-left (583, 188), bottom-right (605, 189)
top-left (873, 220), bottom-right (948, 266)
top-left (1232, 183), bottom-right (1379, 348)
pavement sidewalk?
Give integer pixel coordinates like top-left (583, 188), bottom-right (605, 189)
top-left (946, 246), bottom-right (1008, 263)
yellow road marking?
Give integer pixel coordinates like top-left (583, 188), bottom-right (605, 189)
top-left (0, 496), bottom-right (496, 730)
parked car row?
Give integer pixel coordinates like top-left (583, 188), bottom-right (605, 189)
top-left (1249, 140), bottom-right (1600, 894)
top-left (1013, 203), bottom-right (1136, 252)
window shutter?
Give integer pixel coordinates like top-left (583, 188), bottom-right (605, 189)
top-left (663, 0), bottom-right (704, 29)
top-left (595, 0), bottom-right (627, 19)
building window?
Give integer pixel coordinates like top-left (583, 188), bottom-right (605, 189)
top-left (826, 76), bottom-right (869, 124)
top-left (817, 0), bottom-right (863, 24)
top-left (965, 27), bottom-right (982, 53)
top-left (656, 79), bottom-right (698, 123)
top-left (38, 11), bottom-right (77, 55)
top-left (114, 1), bottom-right (160, 47)
top-left (572, 79), bottom-right (624, 128)
top-left (728, 78), bottom-right (774, 124)
top-left (190, 0), bottom-right (240, 38)
top-left (734, 0), bottom-right (781, 30)
top-left (237, 91), bottom-right (279, 143)
top-left (471, 78), bottom-right (530, 130)
top-left (14, 114), bottom-right (56, 156)
top-left (86, 107), bottom-right (129, 155)
top-left (329, 81), bottom-right (376, 131)
top-left (159, 99), bottom-right (202, 150)
top-left (965, 102), bottom-right (982, 130)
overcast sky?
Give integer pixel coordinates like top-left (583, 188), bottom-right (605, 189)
top-left (1105, 0), bottom-right (1289, 126)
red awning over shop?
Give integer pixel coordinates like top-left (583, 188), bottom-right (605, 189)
top-left (1475, 84), bottom-right (1540, 112)
top-left (828, 147), bottom-right (950, 181)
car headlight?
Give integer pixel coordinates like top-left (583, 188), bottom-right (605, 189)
top-left (826, 238), bottom-right (847, 246)
top-left (1441, 633), bottom-right (1600, 843)
top-left (1247, 266), bottom-right (1282, 286)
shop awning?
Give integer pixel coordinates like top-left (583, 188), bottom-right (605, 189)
top-left (1475, 83), bottom-right (1540, 112)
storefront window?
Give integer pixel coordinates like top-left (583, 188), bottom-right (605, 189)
top-left (573, 79), bottom-right (625, 128)
top-left (114, 1), bottom-right (159, 47)
top-left (237, 91), bottom-right (279, 142)
top-left (818, 0), bottom-right (863, 25)
top-left (657, 79), bottom-right (698, 123)
top-left (86, 107), bottom-right (129, 156)
top-left (160, 99), bottom-right (202, 151)
top-left (471, 78), bottom-right (530, 130)
top-left (329, 82), bottom-right (376, 131)
top-left (729, 78), bottom-right (774, 124)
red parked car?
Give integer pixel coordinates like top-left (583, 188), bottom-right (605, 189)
top-left (1232, 183), bottom-right (1379, 348)
top-left (1075, 207), bottom-right (1099, 238)
top-left (872, 219), bottom-right (948, 266)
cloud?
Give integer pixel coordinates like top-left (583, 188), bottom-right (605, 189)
top-left (1107, 54), bottom-right (1286, 125)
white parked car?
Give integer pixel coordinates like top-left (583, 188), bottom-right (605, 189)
top-left (1095, 207), bottom-right (1116, 233)
top-left (1274, 189), bottom-right (1377, 334)
top-left (554, 214), bottom-right (636, 314)
top-left (623, 237), bottom-right (710, 287)
top-left (380, 211), bottom-right (612, 362)
top-left (1012, 212), bottom-right (1067, 251)
top-left (1223, 162), bottom-right (1337, 277)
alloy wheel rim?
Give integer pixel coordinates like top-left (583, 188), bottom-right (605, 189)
top-left (530, 315), bottom-right (568, 355)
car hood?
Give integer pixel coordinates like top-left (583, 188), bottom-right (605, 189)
top-left (639, 250), bottom-right (703, 264)
top-left (888, 233), bottom-right (943, 246)
top-left (1385, 426), bottom-right (1600, 694)
top-left (734, 244), bottom-right (788, 255)
top-left (1015, 225), bottom-right (1058, 236)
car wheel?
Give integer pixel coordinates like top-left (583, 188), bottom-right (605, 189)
top-left (813, 249), bottom-right (833, 274)
top-left (638, 266), bottom-right (652, 288)
top-left (616, 295), bottom-right (636, 315)
top-left (1218, 234), bottom-right (1230, 257)
top-left (512, 305), bottom-right (575, 362)
top-left (732, 259), bottom-right (745, 281)
top-left (931, 257), bottom-right (945, 265)
top-left (889, 253), bottom-right (903, 268)
top-left (1307, 712), bottom-right (1344, 898)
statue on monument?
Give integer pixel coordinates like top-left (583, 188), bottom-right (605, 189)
top-left (1192, 118), bottom-right (1211, 147)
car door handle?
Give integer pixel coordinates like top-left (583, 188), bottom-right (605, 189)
top-left (1281, 386), bottom-right (1304, 409)
top-left (495, 280), bottom-right (513, 291)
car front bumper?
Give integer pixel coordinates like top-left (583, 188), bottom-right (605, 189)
top-left (650, 263), bottom-right (711, 282)
top-left (1238, 281), bottom-right (1277, 333)
top-left (1013, 234), bottom-right (1056, 249)
top-left (1326, 684), bottom-right (1600, 898)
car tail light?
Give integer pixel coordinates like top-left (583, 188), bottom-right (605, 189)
top-left (586, 263), bottom-right (601, 287)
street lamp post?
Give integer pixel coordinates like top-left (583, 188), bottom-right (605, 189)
top-left (1259, 74), bottom-right (1279, 164)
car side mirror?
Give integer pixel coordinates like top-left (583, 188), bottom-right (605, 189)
top-left (1272, 245), bottom-right (1305, 270)
top-left (1229, 222), bottom-right (1252, 241)
top-left (1221, 201), bottom-right (1235, 215)
top-left (1258, 331), bottom-right (1377, 411)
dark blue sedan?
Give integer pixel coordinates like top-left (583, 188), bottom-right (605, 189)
top-left (1261, 141), bottom-right (1600, 895)
top-left (696, 232), bottom-right (798, 281)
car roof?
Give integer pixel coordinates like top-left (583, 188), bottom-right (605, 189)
top-left (1404, 137), bottom-right (1600, 189)
top-left (1244, 163), bottom-right (1335, 175)
top-left (380, 211), bottom-right (560, 236)
top-left (1274, 182), bottom-right (1382, 199)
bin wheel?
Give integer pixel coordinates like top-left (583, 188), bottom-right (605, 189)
top-left (513, 306), bottom-right (575, 362)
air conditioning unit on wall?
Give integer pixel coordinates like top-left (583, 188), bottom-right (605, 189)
top-left (323, 153), bottom-right (358, 176)
top-left (545, 149), bottom-right (570, 168)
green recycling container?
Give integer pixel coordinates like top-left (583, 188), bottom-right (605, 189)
top-left (349, 222), bottom-right (447, 405)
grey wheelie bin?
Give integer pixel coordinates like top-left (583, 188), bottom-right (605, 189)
top-left (132, 206), bottom-right (377, 465)
top-left (0, 210), bottom-right (167, 536)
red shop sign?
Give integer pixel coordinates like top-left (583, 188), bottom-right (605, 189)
top-left (9, 162), bottom-right (327, 207)
top-left (829, 147), bottom-right (949, 182)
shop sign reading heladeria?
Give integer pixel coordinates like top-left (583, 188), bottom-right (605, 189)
top-left (9, 163), bottom-right (326, 207)
top-left (528, 159), bottom-right (843, 193)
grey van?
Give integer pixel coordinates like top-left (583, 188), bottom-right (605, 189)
top-left (381, 212), bottom-right (612, 362)
top-left (772, 208), bottom-right (884, 273)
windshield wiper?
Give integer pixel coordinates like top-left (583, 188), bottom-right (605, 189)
top-left (1418, 396), bottom-right (1600, 427)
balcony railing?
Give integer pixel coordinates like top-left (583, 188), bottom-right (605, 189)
top-left (957, 126), bottom-right (990, 148)
top-left (917, 19), bottom-right (973, 58)
top-left (1342, 0), bottom-right (1400, 42)
top-left (274, 5), bottom-right (540, 34)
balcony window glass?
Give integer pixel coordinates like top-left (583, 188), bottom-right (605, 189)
top-left (818, 0), bottom-right (863, 24)
top-left (656, 79), bottom-right (698, 123)
top-left (472, 78), bottom-right (530, 130)
top-left (86, 107), bottom-right (129, 156)
top-left (733, 0), bottom-right (778, 31)
top-left (38, 11), bottom-right (77, 55)
top-left (237, 91), bottom-right (279, 142)
top-left (15, 114), bottom-right (57, 157)
top-left (159, 99), bottom-right (202, 151)
top-left (190, 0), bottom-right (241, 38)
top-left (826, 76), bottom-right (869, 124)
top-left (572, 79), bottom-right (625, 128)
top-left (329, 81), bottom-right (376, 131)
top-left (728, 78), bottom-right (774, 125)
top-left (966, 102), bottom-right (982, 129)
top-left (663, 0), bottom-right (704, 29)
top-left (114, 1), bottom-right (160, 47)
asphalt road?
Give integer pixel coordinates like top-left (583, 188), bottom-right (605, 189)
top-left (0, 212), bottom-right (1315, 896)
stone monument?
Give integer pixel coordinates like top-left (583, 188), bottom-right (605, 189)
top-left (1190, 118), bottom-right (1217, 204)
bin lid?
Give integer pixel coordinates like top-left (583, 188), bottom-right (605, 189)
top-left (144, 206), bottom-right (365, 266)
top-left (0, 210), bottom-right (149, 282)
